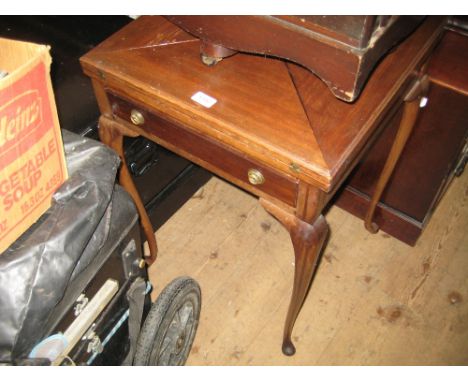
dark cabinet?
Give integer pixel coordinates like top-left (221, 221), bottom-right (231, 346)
top-left (335, 28), bottom-right (468, 245)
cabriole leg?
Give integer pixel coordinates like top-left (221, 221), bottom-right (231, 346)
top-left (99, 115), bottom-right (158, 266)
top-left (261, 198), bottom-right (329, 356)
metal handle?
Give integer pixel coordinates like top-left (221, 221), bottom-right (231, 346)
top-left (130, 109), bottom-right (145, 126)
top-left (247, 169), bottom-right (265, 185)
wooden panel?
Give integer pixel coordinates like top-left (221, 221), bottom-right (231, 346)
top-left (427, 29), bottom-right (468, 95)
top-left (383, 85), bottom-right (467, 222)
top-left (276, 15), bottom-right (375, 47)
top-left (110, 93), bottom-right (299, 207)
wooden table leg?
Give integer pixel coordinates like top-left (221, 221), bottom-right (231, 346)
top-left (261, 190), bottom-right (329, 356)
top-left (99, 115), bottom-right (158, 265)
top-left (364, 75), bottom-right (429, 233)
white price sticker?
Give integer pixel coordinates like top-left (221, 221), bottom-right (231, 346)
top-left (191, 91), bottom-right (217, 108)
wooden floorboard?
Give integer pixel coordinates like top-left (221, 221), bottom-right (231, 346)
top-left (147, 169), bottom-right (468, 365)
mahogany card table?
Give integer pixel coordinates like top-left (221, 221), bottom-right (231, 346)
top-left (81, 16), bottom-right (445, 356)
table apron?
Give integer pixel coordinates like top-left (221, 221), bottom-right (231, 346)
top-left (109, 92), bottom-right (300, 208)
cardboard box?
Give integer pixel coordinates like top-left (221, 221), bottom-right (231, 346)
top-left (0, 37), bottom-right (68, 254)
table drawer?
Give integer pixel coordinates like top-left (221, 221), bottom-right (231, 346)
top-left (109, 93), bottom-right (299, 207)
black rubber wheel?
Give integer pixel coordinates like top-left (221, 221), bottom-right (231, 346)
top-left (133, 277), bottom-right (201, 366)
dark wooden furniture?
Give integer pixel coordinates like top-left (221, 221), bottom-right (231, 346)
top-left (335, 27), bottom-right (468, 245)
top-left (166, 16), bottom-right (424, 102)
top-left (81, 16), bottom-right (446, 355)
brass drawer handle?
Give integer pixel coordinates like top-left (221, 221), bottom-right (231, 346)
top-left (130, 109), bottom-right (145, 126)
top-left (247, 168), bottom-right (265, 185)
